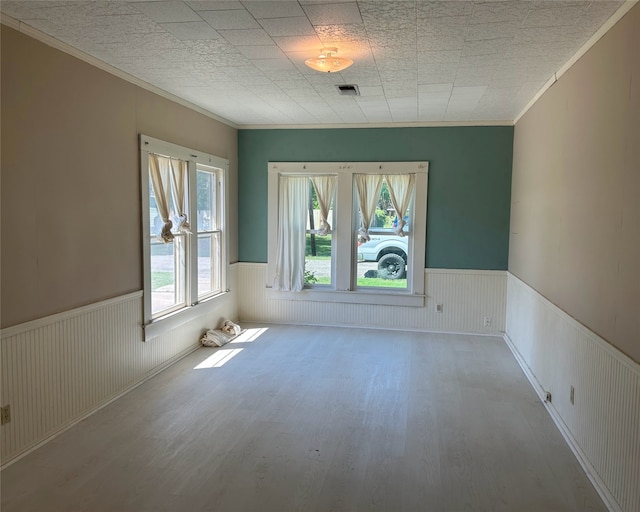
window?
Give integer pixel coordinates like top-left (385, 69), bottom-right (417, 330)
top-left (267, 162), bottom-right (428, 306)
top-left (196, 167), bottom-right (222, 297)
top-left (140, 135), bottom-right (228, 339)
top-left (305, 176), bottom-right (335, 287)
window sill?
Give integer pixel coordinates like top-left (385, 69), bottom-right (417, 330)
top-left (265, 287), bottom-right (424, 307)
top-left (143, 291), bottom-right (229, 341)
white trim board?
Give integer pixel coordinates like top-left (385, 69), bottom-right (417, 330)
top-left (0, 340), bottom-right (200, 471)
top-left (505, 273), bottom-right (640, 512)
top-left (241, 120), bottom-right (513, 130)
top-left (266, 162), bottom-right (429, 303)
top-left (239, 263), bottom-right (507, 335)
top-left (503, 333), bottom-right (624, 512)
top-left (0, 266), bottom-right (239, 466)
top-left (139, 134), bottom-right (230, 340)
top-left (4, 1), bottom-right (636, 130)
top-left (514, 0), bottom-right (638, 124)
top-left (0, 14), bottom-right (508, 130)
top-left (0, 14), bottom-right (237, 129)
top-left (507, 274), bottom-right (639, 374)
top-left (0, 291), bottom-right (143, 340)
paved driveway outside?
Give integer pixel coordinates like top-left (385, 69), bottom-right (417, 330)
top-left (306, 259), bottom-right (377, 278)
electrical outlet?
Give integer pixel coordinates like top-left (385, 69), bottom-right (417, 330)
top-left (436, 304), bottom-right (443, 313)
top-left (570, 386), bottom-right (575, 405)
top-left (483, 316), bottom-right (491, 327)
top-left (1, 405), bottom-right (10, 425)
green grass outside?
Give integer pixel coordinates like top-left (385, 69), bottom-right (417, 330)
top-left (306, 234), bottom-right (332, 258)
top-left (315, 276), bottom-right (407, 288)
top-left (152, 271), bottom-right (174, 290)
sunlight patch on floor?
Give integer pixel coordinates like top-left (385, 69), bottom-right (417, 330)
top-left (230, 327), bottom-right (269, 343)
top-left (194, 348), bottom-right (244, 369)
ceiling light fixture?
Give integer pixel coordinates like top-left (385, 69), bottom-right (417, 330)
top-left (304, 47), bottom-right (353, 73)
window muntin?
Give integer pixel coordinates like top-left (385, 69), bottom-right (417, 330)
top-left (267, 162), bottom-right (428, 304)
top-left (141, 135), bottom-right (228, 330)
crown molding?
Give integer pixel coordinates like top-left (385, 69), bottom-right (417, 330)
top-left (0, 14), bottom-right (514, 131)
top-left (4, 0), bottom-right (636, 132)
top-left (238, 120), bottom-right (513, 130)
top-left (0, 14), bottom-right (238, 130)
top-left (514, 0), bottom-right (638, 125)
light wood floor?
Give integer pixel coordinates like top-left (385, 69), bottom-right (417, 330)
top-left (1, 324), bottom-right (606, 512)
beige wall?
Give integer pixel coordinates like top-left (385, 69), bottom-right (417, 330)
top-left (510, 4), bottom-right (639, 363)
top-left (1, 27), bottom-right (238, 328)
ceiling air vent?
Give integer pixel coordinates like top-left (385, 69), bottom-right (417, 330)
top-left (335, 84), bottom-right (360, 96)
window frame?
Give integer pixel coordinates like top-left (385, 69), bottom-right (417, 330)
top-left (194, 164), bottom-right (224, 300)
top-left (301, 174), bottom-right (338, 288)
top-left (267, 162), bottom-right (428, 307)
top-left (140, 134), bottom-right (229, 340)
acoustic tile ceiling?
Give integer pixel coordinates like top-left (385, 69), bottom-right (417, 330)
top-left (1, 0), bottom-right (626, 126)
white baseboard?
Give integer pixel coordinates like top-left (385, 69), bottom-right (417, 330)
top-left (505, 273), bottom-right (639, 512)
top-left (0, 341), bottom-right (200, 470)
top-left (503, 333), bottom-right (623, 512)
top-left (238, 263), bottom-right (507, 335)
top-left (1, 265), bottom-right (238, 466)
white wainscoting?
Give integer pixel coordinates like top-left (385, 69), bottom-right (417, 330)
top-left (238, 263), bottom-right (507, 334)
top-left (505, 273), bottom-right (640, 512)
top-left (0, 265), bottom-right (238, 466)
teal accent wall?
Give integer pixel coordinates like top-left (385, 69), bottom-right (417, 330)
top-left (238, 126), bottom-right (513, 270)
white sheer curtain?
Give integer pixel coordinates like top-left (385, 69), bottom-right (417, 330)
top-left (310, 175), bottom-right (336, 236)
top-left (354, 174), bottom-right (383, 242)
top-left (149, 154), bottom-right (174, 243)
top-left (273, 176), bottom-right (308, 292)
top-left (385, 174), bottom-right (416, 236)
top-left (170, 159), bottom-right (191, 234)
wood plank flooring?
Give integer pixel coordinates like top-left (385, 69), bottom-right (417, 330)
top-left (0, 325), bottom-right (606, 512)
